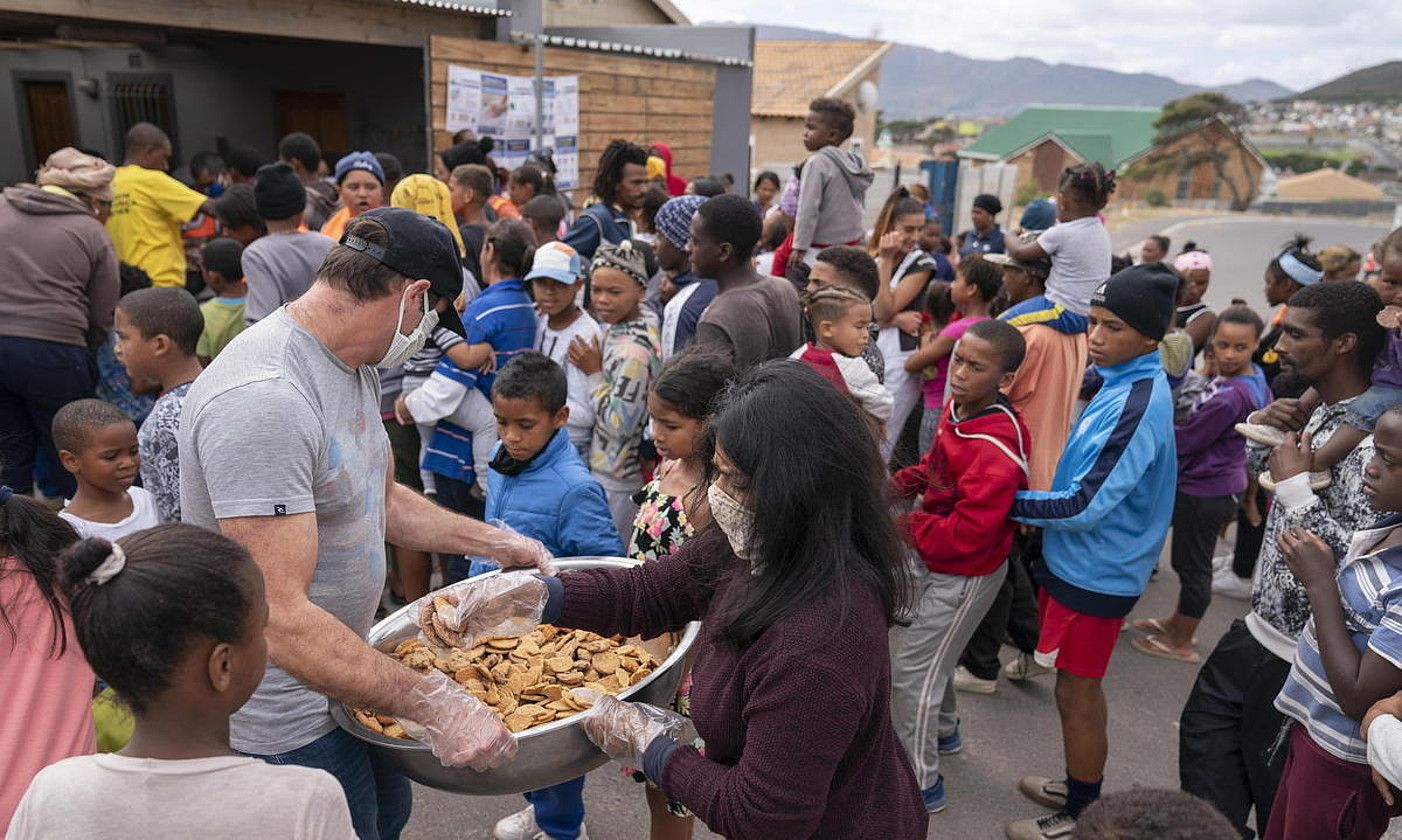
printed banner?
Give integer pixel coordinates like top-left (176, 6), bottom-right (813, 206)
top-left (445, 64), bottom-right (581, 190)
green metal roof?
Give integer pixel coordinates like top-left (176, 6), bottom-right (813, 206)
top-left (960, 106), bottom-right (1160, 168)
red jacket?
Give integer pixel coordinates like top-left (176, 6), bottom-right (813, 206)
top-left (891, 398), bottom-right (1031, 576)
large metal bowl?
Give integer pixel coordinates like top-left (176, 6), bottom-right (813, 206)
top-left (331, 557), bottom-right (701, 795)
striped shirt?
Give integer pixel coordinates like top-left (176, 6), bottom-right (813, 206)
top-left (1276, 515), bottom-right (1402, 762)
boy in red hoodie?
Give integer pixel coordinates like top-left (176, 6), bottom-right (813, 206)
top-left (889, 318), bottom-right (1032, 814)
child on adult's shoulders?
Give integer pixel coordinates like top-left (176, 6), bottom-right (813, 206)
top-left (787, 97), bottom-right (874, 273)
top-left (1240, 227), bottom-right (1402, 489)
top-left (1001, 163), bottom-right (1116, 336)
top-left (52, 399), bottom-right (160, 540)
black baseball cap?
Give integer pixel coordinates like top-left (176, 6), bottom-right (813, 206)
top-left (340, 206), bottom-right (465, 336)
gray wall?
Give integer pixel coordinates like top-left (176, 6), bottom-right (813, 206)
top-left (540, 24), bottom-right (754, 183)
top-left (0, 39), bottom-right (425, 186)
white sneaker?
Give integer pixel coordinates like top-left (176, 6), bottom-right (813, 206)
top-left (1212, 572), bottom-right (1253, 601)
top-left (1257, 469), bottom-right (1332, 492)
top-left (494, 806), bottom-right (539, 840)
top-left (953, 665), bottom-right (998, 694)
top-left (1003, 652), bottom-right (1052, 681)
top-left (1211, 553), bottom-right (1234, 577)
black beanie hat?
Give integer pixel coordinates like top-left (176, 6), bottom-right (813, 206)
top-left (254, 162), bottom-right (305, 221)
top-left (1091, 262), bottom-right (1178, 341)
top-left (973, 193), bottom-right (1003, 216)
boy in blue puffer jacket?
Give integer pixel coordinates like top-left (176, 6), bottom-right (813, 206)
top-left (481, 351), bottom-right (621, 840)
top-left (1003, 262), bottom-right (1179, 840)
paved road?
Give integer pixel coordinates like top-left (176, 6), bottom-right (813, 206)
top-left (400, 216), bottom-right (1397, 839)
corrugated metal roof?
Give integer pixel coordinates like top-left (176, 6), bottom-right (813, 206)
top-left (960, 106), bottom-right (1159, 168)
top-left (752, 39), bottom-right (892, 118)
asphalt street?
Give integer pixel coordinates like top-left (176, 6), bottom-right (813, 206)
top-left (401, 215), bottom-right (1398, 839)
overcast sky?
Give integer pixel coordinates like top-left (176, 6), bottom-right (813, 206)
top-left (673, 0), bottom-right (1402, 92)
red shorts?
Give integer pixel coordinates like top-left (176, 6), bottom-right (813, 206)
top-left (1034, 589), bottom-right (1123, 679)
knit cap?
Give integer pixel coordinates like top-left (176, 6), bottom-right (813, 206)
top-left (334, 151), bottom-right (384, 185)
top-left (590, 240), bottom-right (649, 287)
top-left (254, 162), bottom-right (306, 221)
top-left (1090, 262), bottom-right (1178, 341)
top-left (654, 195), bottom-right (707, 250)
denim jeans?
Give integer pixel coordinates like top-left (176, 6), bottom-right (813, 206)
top-left (1344, 383), bottom-right (1402, 432)
top-left (524, 776), bottom-right (586, 839)
top-left (0, 335), bottom-right (97, 497)
top-left (252, 727), bottom-right (412, 840)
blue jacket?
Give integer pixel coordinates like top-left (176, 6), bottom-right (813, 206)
top-left (485, 429), bottom-right (624, 558)
top-left (1012, 350), bottom-right (1176, 617)
top-left (561, 203), bottom-right (632, 261)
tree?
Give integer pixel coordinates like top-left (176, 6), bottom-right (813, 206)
top-left (1128, 92), bottom-right (1260, 211)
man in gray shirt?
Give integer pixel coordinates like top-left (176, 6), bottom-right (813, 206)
top-left (181, 208), bottom-right (549, 839)
top-left (689, 194), bottom-right (802, 370)
top-left (244, 163), bottom-right (336, 324)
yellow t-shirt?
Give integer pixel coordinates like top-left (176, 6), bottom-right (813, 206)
top-left (106, 165), bottom-right (208, 288)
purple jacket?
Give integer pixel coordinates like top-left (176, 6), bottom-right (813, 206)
top-left (1176, 369), bottom-right (1269, 497)
top-left (550, 527), bottom-right (927, 839)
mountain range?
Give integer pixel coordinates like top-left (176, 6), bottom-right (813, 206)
top-left (753, 25), bottom-right (1294, 119)
top-left (1294, 61), bottom-right (1402, 103)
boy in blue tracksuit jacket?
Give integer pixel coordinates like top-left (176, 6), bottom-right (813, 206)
top-left (478, 351), bottom-right (622, 840)
top-left (1003, 263), bottom-right (1180, 839)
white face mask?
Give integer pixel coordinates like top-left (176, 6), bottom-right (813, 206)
top-left (375, 288), bottom-right (437, 369)
top-left (707, 482), bottom-right (758, 563)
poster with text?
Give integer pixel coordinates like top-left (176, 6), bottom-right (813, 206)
top-left (444, 65), bottom-right (580, 192)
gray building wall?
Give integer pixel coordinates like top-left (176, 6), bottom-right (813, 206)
top-left (540, 24), bottom-right (754, 183)
top-left (0, 39), bottom-right (425, 186)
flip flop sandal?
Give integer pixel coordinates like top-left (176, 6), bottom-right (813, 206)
top-left (1131, 634), bottom-right (1201, 664)
top-left (1128, 618), bottom-right (1197, 645)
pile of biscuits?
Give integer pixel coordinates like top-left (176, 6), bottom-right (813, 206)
top-left (353, 614), bottom-right (662, 738)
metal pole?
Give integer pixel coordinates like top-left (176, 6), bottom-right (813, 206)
top-left (533, 23), bottom-right (545, 149)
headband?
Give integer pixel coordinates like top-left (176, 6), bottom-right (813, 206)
top-left (1173, 250), bottom-right (1212, 273)
top-left (0, 485), bottom-right (12, 505)
top-left (87, 543), bottom-right (127, 586)
top-left (1278, 250), bottom-right (1323, 287)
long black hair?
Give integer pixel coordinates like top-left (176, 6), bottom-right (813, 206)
top-left (59, 524), bottom-right (261, 714)
top-left (705, 362), bottom-right (915, 648)
top-left (0, 489), bottom-right (80, 657)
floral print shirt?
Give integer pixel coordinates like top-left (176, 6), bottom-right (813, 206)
top-left (138, 382), bottom-right (192, 523)
top-left (628, 472), bottom-right (694, 563)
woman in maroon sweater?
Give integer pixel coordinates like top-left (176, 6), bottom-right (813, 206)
top-left (442, 362), bottom-right (927, 838)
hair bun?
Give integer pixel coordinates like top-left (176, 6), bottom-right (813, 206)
top-left (478, 137), bottom-right (495, 154)
top-left (59, 537), bottom-right (116, 596)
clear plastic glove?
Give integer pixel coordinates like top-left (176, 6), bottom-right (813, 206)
top-left (416, 570), bottom-right (549, 648)
top-left (573, 689), bottom-right (686, 768)
top-left (401, 670), bottom-right (518, 770)
top-left (484, 519), bottom-right (557, 577)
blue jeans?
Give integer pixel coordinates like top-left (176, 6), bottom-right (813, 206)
top-left (0, 335), bottom-right (97, 497)
top-left (999, 294), bottom-right (1089, 335)
top-left (525, 777), bottom-right (586, 839)
top-left (252, 727), bottom-right (412, 840)
top-left (1345, 384), bottom-right (1402, 432)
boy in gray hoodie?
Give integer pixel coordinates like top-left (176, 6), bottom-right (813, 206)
top-left (787, 97), bottom-right (875, 273)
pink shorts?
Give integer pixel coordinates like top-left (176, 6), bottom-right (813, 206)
top-left (1034, 590), bottom-right (1123, 679)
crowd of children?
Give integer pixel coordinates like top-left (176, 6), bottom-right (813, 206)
top-left (6, 102), bottom-right (1402, 840)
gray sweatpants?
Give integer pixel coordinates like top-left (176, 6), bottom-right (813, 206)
top-left (890, 561), bottom-right (1007, 789)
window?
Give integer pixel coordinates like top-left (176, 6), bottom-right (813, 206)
top-left (1175, 164), bottom-right (1192, 200)
top-left (108, 72), bottom-right (178, 159)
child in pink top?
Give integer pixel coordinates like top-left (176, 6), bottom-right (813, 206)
top-left (907, 257), bottom-right (1002, 454)
top-left (0, 487), bottom-right (94, 834)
